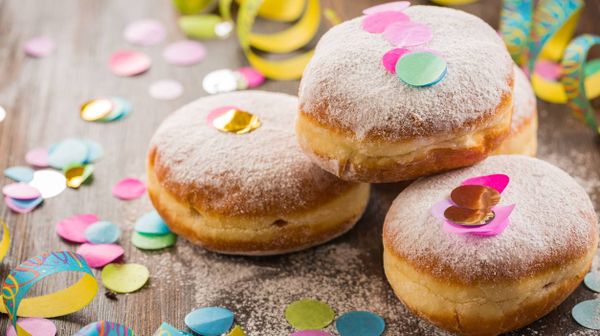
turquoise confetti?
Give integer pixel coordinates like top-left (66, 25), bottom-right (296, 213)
top-left (4, 166), bottom-right (34, 183)
top-left (185, 307), bottom-right (234, 336)
top-left (335, 311), bottom-right (385, 336)
top-left (135, 210), bottom-right (171, 235)
top-left (84, 221), bottom-right (121, 244)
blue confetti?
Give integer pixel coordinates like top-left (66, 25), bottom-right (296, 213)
top-left (82, 139), bottom-right (104, 163)
top-left (48, 138), bottom-right (88, 169)
top-left (585, 272), bottom-right (600, 293)
top-left (3, 166), bottom-right (34, 183)
top-left (135, 210), bottom-right (171, 235)
top-left (335, 311), bottom-right (385, 336)
top-left (572, 299), bottom-right (600, 329)
top-left (185, 307), bottom-right (234, 336)
top-left (8, 196), bottom-right (43, 209)
top-left (84, 220), bottom-right (121, 244)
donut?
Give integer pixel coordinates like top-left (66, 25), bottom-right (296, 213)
top-left (297, 5), bottom-right (514, 183)
top-left (383, 155), bottom-right (598, 336)
top-left (147, 91), bottom-right (370, 255)
top-left (493, 65), bottom-right (538, 156)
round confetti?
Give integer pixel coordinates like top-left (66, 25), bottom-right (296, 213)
top-left (163, 40), bottom-right (206, 65)
top-left (65, 164), bottom-right (94, 189)
top-left (289, 331), bottom-right (332, 336)
top-left (202, 69), bottom-right (238, 94)
top-left (135, 211), bottom-right (171, 235)
top-left (228, 325), bottom-right (246, 336)
top-left (383, 21), bottom-right (433, 47)
top-left (80, 99), bottom-right (113, 122)
top-left (0, 105), bottom-right (5, 123)
top-left (4, 166), bottom-right (35, 183)
top-left (6, 317), bottom-right (56, 336)
top-left (76, 321), bottom-right (134, 335)
top-left (361, 11), bottom-right (409, 34)
top-left (215, 21), bottom-right (234, 38)
top-left (396, 52), bottom-right (447, 87)
top-left (131, 232), bottom-right (177, 250)
top-left (237, 67), bottom-right (265, 88)
top-left (5, 196), bottom-right (42, 213)
top-left (101, 263), bottom-right (149, 293)
top-left (584, 272), bottom-right (600, 292)
top-left (123, 19), bottom-right (166, 46)
top-left (572, 299), bottom-right (600, 330)
top-left (112, 177), bottom-right (146, 200)
top-left (100, 96), bottom-right (131, 122)
top-left (29, 169), bottom-right (67, 199)
top-left (84, 221), bottom-right (121, 244)
top-left (285, 299), bottom-right (335, 330)
top-left (82, 140), bottom-right (103, 163)
top-left (23, 36), bottom-right (55, 58)
top-left (56, 213), bottom-right (99, 243)
top-left (109, 50), bottom-right (151, 77)
top-left (48, 138), bottom-right (88, 169)
top-left (335, 311), bottom-right (385, 336)
top-left (185, 307), bottom-right (234, 335)
top-left (363, 1), bottom-right (410, 14)
top-left (382, 48), bottom-right (410, 74)
top-left (149, 79), bottom-right (184, 100)
top-left (25, 147), bottom-right (49, 167)
top-left (2, 183), bottom-right (41, 200)
top-left (76, 243), bottom-right (124, 268)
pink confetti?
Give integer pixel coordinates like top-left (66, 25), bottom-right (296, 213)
top-left (383, 21), bottom-right (433, 47)
top-left (5, 197), bottom-right (40, 214)
top-left (361, 11), bottom-right (409, 34)
top-left (108, 50), bottom-right (151, 77)
top-left (76, 243), bottom-right (124, 268)
top-left (7, 317), bottom-right (56, 336)
top-left (363, 1), bottom-right (411, 15)
top-left (163, 40), bottom-right (206, 66)
top-left (462, 174), bottom-right (510, 193)
top-left (123, 19), bottom-right (166, 46)
top-left (23, 36), bottom-right (55, 58)
top-left (149, 79), bottom-right (183, 100)
top-left (206, 106), bottom-right (239, 125)
top-left (535, 60), bottom-right (561, 81)
top-left (382, 48), bottom-right (410, 73)
top-left (289, 331), bottom-right (332, 336)
top-left (56, 213), bottom-right (99, 243)
top-left (238, 67), bottom-right (265, 88)
top-left (112, 177), bottom-right (146, 200)
top-left (2, 183), bottom-right (41, 200)
top-left (25, 147), bottom-right (50, 167)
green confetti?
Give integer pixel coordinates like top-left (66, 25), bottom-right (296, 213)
top-left (285, 299), bottom-right (335, 330)
top-left (132, 231), bottom-right (177, 250)
top-left (396, 51), bottom-right (447, 87)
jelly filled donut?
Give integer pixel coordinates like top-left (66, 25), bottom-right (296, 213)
top-left (147, 91), bottom-right (370, 255)
top-left (383, 155), bottom-right (598, 336)
top-left (494, 65), bottom-right (538, 156)
top-left (297, 5), bottom-right (514, 182)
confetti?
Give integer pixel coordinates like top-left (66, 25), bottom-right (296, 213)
top-left (212, 108), bottom-right (261, 134)
top-left (227, 325), bottom-right (246, 336)
top-left (396, 52), bottom-right (447, 87)
top-left (82, 140), bottom-right (104, 163)
top-left (584, 272), bottom-right (600, 292)
top-left (76, 321), bottom-right (135, 335)
top-left (535, 60), bottom-right (561, 81)
top-left (382, 48), bottom-right (410, 74)
top-left (361, 11), bottom-right (409, 34)
top-left (203, 69), bottom-right (238, 94)
top-left (285, 299), bottom-right (335, 330)
top-left (135, 210), bottom-right (171, 235)
top-left (572, 299), bottom-right (600, 330)
top-left (0, 105), bottom-right (5, 122)
top-left (335, 311), bottom-right (385, 336)
top-left (363, 1), bottom-right (410, 15)
top-left (4, 166), bottom-right (34, 183)
top-left (23, 36), bottom-right (55, 58)
top-left (65, 164), bottom-right (94, 189)
top-left (154, 322), bottom-right (191, 336)
top-left (149, 79), bottom-right (184, 100)
top-left (131, 231), bottom-right (177, 250)
top-left (289, 331), bottom-right (332, 336)
top-left (6, 317), bottom-right (56, 336)
top-left (85, 221), bottom-right (121, 244)
top-left (462, 174), bottom-right (510, 193)
top-left (80, 98), bottom-right (113, 121)
top-left (48, 138), bottom-right (89, 169)
top-left (112, 177), bottom-right (146, 200)
top-left (99, 97), bottom-right (132, 122)
top-left (237, 67), bottom-right (265, 89)
top-left (5, 196), bottom-right (43, 213)
top-left (2, 183), bottom-right (41, 200)
top-left (185, 307), bottom-right (235, 336)
top-left (163, 40), bottom-right (206, 65)
top-left (383, 21), bottom-right (433, 47)
top-left (29, 169), bottom-right (67, 198)
top-left (123, 19), bottom-right (166, 46)
top-left (76, 243), bottom-right (124, 268)
top-left (25, 147), bottom-right (50, 167)
top-left (178, 14), bottom-right (233, 40)
top-left (101, 263), bottom-right (149, 293)
top-left (109, 50), bottom-right (151, 77)
top-left (56, 213), bottom-right (99, 243)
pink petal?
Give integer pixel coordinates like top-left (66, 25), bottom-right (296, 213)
top-left (108, 50), bottom-right (151, 77)
top-left (361, 11), bottom-right (410, 34)
top-left (363, 1), bottom-right (411, 15)
top-left (163, 40), bottom-right (206, 66)
top-left (206, 106), bottom-right (239, 125)
top-left (443, 204), bottom-right (515, 236)
top-left (462, 174), bottom-right (510, 193)
top-left (382, 48), bottom-right (410, 73)
top-left (76, 243), bottom-right (124, 268)
top-left (23, 36), bottom-right (55, 58)
top-left (112, 177), bottom-right (146, 200)
top-left (56, 213), bottom-right (99, 243)
top-left (7, 317), bottom-right (56, 336)
top-left (123, 19), bottom-right (166, 46)
top-left (238, 67), bottom-right (265, 88)
top-left (2, 183), bottom-right (41, 200)
top-left (383, 21), bottom-right (433, 47)
top-left (25, 147), bottom-right (50, 167)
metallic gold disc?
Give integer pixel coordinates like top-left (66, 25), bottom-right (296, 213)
top-left (64, 164), bottom-right (94, 189)
top-left (444, 206), bottom-right (495, 226)
top-left (212, 108), bottom-right (261, 134)
top-left (80, 99), bottom-right (113, 121)
top-left (450, 185), bottom-right (500, 210)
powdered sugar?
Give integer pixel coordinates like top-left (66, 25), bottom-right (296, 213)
top-left (512, 65), bottom-right (536, 130)
top-left (299, 5), bottom-right (513, 141)
top-left (384, 155), bottom-right (597, 283)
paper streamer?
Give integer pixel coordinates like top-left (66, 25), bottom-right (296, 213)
top-left (0, 251), bottom-right (98, 336)
top-left (0, 221), bottom-right (10, 263)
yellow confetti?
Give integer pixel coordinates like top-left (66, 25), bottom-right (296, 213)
top-left (101, 263), bottom-right (150, 293)
top-left (227, 325), bottom-right (246, 336)
top-left (80, 99), bottom-right (113, 121)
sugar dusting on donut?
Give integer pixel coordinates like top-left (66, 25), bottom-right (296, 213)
top-left (300, 5), bottom-right (513, 141)
top-left (384, 155), bottom-right (597, 283)
top-left (149, 91), bottom-right (355, 216)
top-left (512, 65), bottom-right (536, 131)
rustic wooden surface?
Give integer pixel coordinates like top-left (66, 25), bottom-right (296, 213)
top-left (0, 0), bottom-right (599, 334)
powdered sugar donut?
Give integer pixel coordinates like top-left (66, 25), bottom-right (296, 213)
top-left (147, 91), bottom-right (369, 255)
top-left (494, 65), bottom-right (538, 156)
top-left (297, 6), bottom-right (514, 182)
top-left (383, 155), bottom-right (597, 335)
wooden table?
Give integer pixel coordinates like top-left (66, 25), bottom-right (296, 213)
top-left (0, 0), bottom-right (599, 334)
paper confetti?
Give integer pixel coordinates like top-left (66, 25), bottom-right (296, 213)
top-left (163, 40), bottom-right (206, 65)
top-left (289, 331), bottom-right (332, 336)
top-left (84, 221), bottom-right (121, 244)
top-left (335, 311), bottom-right (385, 336)
top-left (178, 14), bottom-right (233, 40)
top-left (29, 169), bottom-right (67, 198)
top-left (149, 79), bottom-right (184, 100)
top-left (82, 140), bottom-right (104, 163)
top-left (24, 36), bottom-right (55, 58)
top-left (25, 147), bottom-right (49, 167)
top-left (2, 183), bottom-right (41, 200)
top-left (211, 108), bottom-right (261, 134)
top-left (361, 11), bottom-right (409, 34)
top-left (48, 138), bottom-right (89, 169)
top-left (203, 69), bottom-right (239, 94)
top-left (112, 177), bottom-right (146, 200)
top-left (123, 19), bottom-right (166, 46)
top-left (154, 322), bottom-right (191, 336)
top-left (56, 213), bottom-right (99, 243)
top-left (0, 105), bottom-right (5, 122)
top-left (383, 21), bottom-right (433, 47)
top-left (396, 52), bottom-right (447, 87)
top-left (109, 50), bottom-right (151, 77)
top-left (75, 321), bottom-right (135, 335)
top-left (6, 317), bottom-right (56, 336)
top-left (382, 48), bottom-right (410, 74)
top-left (285, 299), bottom-right (335, 330)
top-left (363, 1), bottom-right (410, 15)
top-left (101, 263), bottom-right (149, 293)
top-left (80, 98), bottom-right (113, 121)
top-left (185, 307), bottom-right (235, 336)
top-left (237, 67), bottom-right (265, 89)
top-left (76, 243), bottom-right (124, 268)
top-left (227, 325), bottom-right (246, 336)
top-left (4, 166), bottom-right (34, 183)
top-left (572, 300), bottom-right (600, 330)
top-left (135, 211), bottom-right (171, 235)
top-left (98, 97), bottom-right (132, 122)
top-left (584, 272), bottom-right (600, 292)
top-left (5, 196), bottom-right (43, 213)
top-left (65, 164), bottom-right (94, 189)
top-left (131, 231), bottom-right (177, 250)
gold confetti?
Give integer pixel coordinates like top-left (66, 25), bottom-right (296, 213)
top-left (212, 108), bottom-right (261, 134)
top-left (65, 164), bottom-right (94, 189)
top-left (450, 185), bottom-right (500, 210)
top-left (80, 99), bottom-right (113, 121)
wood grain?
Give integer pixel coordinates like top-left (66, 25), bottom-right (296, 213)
top-left (0, 0), bottom-right (599, 334)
